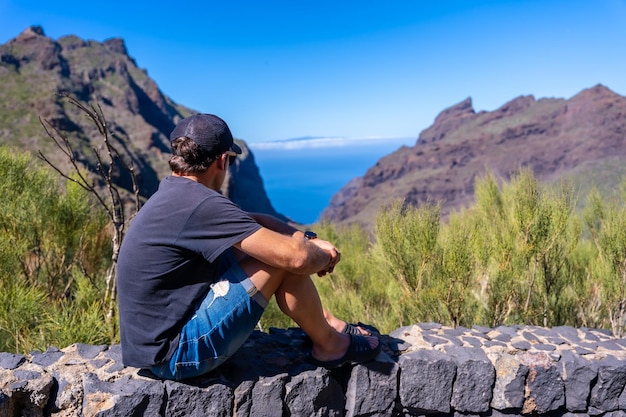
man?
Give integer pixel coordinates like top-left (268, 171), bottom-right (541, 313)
top-left (117, 113), bottom-right (381, 380)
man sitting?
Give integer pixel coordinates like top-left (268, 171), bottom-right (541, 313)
top-left (117, 113), bottom-right (381, 380)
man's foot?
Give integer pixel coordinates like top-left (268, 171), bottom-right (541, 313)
top-left (341, 321), bottom-right (380, 336)
top-left (309, 333), bottom-right (382, 368)
top-left (322, 309), bottom-right (378, 336)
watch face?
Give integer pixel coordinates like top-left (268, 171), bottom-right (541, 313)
top-left (304, 231), bottom-right (317, 239)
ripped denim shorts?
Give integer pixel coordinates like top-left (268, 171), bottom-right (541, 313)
top-left (150, 251), bottom-right (268, 380)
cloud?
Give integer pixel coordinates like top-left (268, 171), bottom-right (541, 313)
top-left (248, 136), bottom-right (415, 150)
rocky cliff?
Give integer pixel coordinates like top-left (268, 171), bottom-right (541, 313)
top-left (0, 26), bottom-right (285, 219)
top-left (322, 85), bottom-right (626, 229)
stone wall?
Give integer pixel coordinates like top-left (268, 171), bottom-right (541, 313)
top-left (1, 324), bottom-right (625, 416)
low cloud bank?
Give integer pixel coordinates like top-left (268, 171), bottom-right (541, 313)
top-left (249, 136), bottom-right (415, 150)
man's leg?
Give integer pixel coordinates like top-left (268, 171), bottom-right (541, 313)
top-left (322, 309), bottom-right (374, 335)
top-left (239, 256), bottom-right (378, 363)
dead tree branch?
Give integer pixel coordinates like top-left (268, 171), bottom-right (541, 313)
top-left (38, 93), bottom-right (141, 339)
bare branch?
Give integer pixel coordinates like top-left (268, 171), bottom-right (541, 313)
top-left (38, 93), bottom-right (142, 340)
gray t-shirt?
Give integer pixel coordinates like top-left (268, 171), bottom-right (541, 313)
top-left (117, 176), bottom-right (262, 368)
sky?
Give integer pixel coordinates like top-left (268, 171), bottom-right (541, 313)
top-left (1, 0), bottom-right (625, 143)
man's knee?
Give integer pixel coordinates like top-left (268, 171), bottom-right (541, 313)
top-left (240, 258), bottom-right (286, 299)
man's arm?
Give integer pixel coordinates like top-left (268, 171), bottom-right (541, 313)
top-left (248, 212), bottom-right (300, 236)
top-left (234, 226), bottom-right (339, 276)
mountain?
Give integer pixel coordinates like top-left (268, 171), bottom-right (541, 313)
top-left (322, 84), bottom-right (626, 229)
top-left (5, 26), bottom-right (624, 231)
top-left (0, 26), bottom-right (285, 220)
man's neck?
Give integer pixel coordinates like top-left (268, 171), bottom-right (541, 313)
top-left (172, 172), bottom-right (218, 190)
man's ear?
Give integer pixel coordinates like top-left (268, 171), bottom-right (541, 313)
top-left (217, 154), bottom-right (228, 171)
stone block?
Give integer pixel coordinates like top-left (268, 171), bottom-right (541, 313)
top-left (50, 368), bottom-right (84, 415)
top-left (345, 356), bottom-right (398, 417)
top-left (164, 378), bottom-right (232, 417)
top-left (488, 352), bottom-right (528, 411)
top-left (75, 344), bottom-right (108, 360)
top-left (0, 352), bottom-right (26, 370)
top-left (249, 373), bottom-right (288, 417)
top-left (83, 373), bottom-right (164, 417)
top-left (399, 349), bottom-right (456, 414)
top-left (234, 379), bottom-right (255, 416)
top-left (1, 362), bottom-right (53, 417)
top-left (284, 368), bottom-right (344, 416)
top-left (589, 355), bottom-right (626, 412)
top-left (517, 352), bottom-right (564, 414)
top-left (445, 345), bottom-right (495, 413)
top-left (30, 347), bottom-right (64, 367)
top-left (559, 350), bottom-right (597, 412)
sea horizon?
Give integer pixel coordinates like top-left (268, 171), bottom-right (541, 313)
top-left (249, 136), bottom-right (416, 225)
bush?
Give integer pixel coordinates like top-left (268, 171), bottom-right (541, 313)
top-left (584, 186), bottom-right (626, 336)
top-left (0, 273), bottom-right (47, 352)
top-left (308, 169), bottom-right (625, 335)
top-left (0, 146), bottom-right (112, 352)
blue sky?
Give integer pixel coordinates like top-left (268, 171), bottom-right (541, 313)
top-left (1, 0), bottom-right (625, 143)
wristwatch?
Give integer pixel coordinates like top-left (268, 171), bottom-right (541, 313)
top-left (304, 230), bottom-right (317, 240)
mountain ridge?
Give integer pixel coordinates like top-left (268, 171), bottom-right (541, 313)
top-left (3, 26), bottom-right (625, 231)
top-left (321, 84), bottom-right (626, 229)
top-left (0, 26), bottom-right (285, 221)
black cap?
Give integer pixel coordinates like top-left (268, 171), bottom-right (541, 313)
top-left (170, 114), bottom-right (242, 156)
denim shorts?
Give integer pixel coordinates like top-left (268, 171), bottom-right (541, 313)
top-left (150, 252), bottom-right (268, 380)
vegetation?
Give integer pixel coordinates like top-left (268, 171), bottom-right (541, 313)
top-left (0, 147), bottom-right (112, 353)
top-left (2, 146), bottom-right (626, 354)
top-left (268, 168), bottom-right (626, 338)
top-left (38, 94), bottom-right (141, 333)
top-left (0, 94), bottom-right (140, 354)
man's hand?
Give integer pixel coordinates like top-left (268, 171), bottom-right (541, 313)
top-left (309, 239), bottom-right (341, 276)
top-left (238, 228), bottom-right (340, 276)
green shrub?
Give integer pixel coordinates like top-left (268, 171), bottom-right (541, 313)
top-left (373, 201), bottom-right (440, 296)
top-left (40, 273), bottom-right (111, 349)
top-left (0, 273), bottom-right (47, 353)
top-left (315, 222), bottom-right (392, 330)
top-left (584, 186), bottom-right (626, 336)
top-left (0, 147), bottom-right (110, 295)
top-left (304, 169), bottom-right (624, 335)
top-left (468, 169), bottom-right (583, 327)
top-left (0, 146), bottom-right (113, 352)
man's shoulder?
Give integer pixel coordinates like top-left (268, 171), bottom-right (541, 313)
top-left (153, 177), bottom-right (224, 205)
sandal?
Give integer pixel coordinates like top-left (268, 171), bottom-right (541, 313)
top-left (308, 334), bottom-right (382, 369)
top-left (342, 321), bottom-right (380, 336)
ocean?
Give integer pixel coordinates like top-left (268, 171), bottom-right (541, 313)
top-left (249, 136), bottom-right (416, 225)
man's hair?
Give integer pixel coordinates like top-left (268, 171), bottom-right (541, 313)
top-left (169, 136), bottom-right (216, 174)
